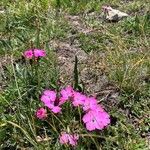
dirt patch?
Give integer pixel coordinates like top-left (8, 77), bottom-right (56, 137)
top-left (49, 40), bottom-right (87, 85)
top-left (50, 14), bottom-right (119, 99)
top-left (64, 15), bottom-right (94, 34)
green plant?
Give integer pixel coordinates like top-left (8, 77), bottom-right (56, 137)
top-left (0, 0), bottom-right (150, 149)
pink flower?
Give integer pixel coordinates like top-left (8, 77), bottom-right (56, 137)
top-left (82, 97), bottom-right (99, 111)
top-left (40, 90), bottom-right (61, 114)
top-left (59, 86), bottom-right (74, 105)
top-left (24, 50), bottom-right (33, 59)
top-left (34, 49), bottom-right (46, 57)
top-left (36, 108), bottom-right (47, 119)
top-left (59, 132), bottom-right (79, 146)
top-left (41, 90), bottom-right (56, 108)
top-left (68, 134), bottom-right (79, 146)
top-left (72, 91), bottom-right (86, 107)
top-left (24, 49), bottom-right (46, 59)
top-left (59, 132), bottom-right (69, 144)
top-left (51, 106), bottom-right (62, 113)
top-left (43, 90), bottom-right (56, 102)
top-left (82, 110), bottom-right (110, 131)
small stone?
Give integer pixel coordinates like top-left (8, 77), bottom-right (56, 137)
top-left (102, 6), bottom-right (129, 21)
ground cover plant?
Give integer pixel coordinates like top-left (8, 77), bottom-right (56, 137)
top-left (0, 0), bottom-right (150, 149)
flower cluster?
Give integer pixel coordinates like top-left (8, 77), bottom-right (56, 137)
top-left (24, 49), bottom-right (46, 59)
top-left (36, 86), bottom-right (110, 146)
top-left (38, 86), bottom-right (110, 131)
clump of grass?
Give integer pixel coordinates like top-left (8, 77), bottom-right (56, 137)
top-left (0, 0), bottom-right (70, 56)
top-left (122, 13), bottom-right (150, 35)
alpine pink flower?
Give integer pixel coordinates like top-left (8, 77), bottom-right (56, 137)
top-left (59, 132), bottom-right (79, 146)
top-left (36, 108), bottom-right (47, 119)
top-left (59, 132), bottom-right (69, 144)
top-left (68, 134), bottom-right (79, 146)
top-left (59, 86), bottom-right (73, 105)
top-left (41, 90), bottom-right (61, 114)
top-left (24, 50), bottom-right (33, 59)
top-left (41, 90), bottom-right (56, 108)
top-left (43, 90), bottom-right (56, 102)
top-left (72, 91), bottom-right (86, 107)
top-left (82, 110), bottom-right (110, 131)
top-left (82, 97), bottom-right (99, 111)
top-left (51, 106), bottom-right (61, 113)
top-left (34, 49), bottom-right (46, 57)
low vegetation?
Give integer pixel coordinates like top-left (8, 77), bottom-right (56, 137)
top-left (0, 0), bottom-right (150, 149)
